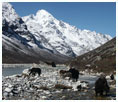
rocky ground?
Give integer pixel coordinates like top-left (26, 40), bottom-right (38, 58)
top-left (2, 65), bottom-right (116, 100)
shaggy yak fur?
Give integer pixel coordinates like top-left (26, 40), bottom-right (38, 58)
top-left (68, 68), bottom-right (79, 82)
top-left (95, 76), bottom-right (110, 96)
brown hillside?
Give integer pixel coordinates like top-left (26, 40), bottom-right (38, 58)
top-left (68, 37), bottom-right (116, 74)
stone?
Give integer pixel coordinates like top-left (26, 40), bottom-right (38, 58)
top-left (4, 88), bottom-right (12, 93)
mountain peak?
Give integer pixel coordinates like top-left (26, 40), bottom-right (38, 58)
top-left (2, 2), bottom-right (19, 22)
top-left (36, 9), bottom-right (53, 19)
top-left (2, 2), bottom-right (12, 8)
top-left (37, 9), bottom-right (49, 14)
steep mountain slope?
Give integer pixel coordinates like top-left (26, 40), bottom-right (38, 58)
top-left (2, 2), bottom-right (70, 63)
top-left (23, 9), bottom-right (112, 56)
top-left (2, 2), bottom-right (56, 53)
top-left (68, 37), bottom-right (116, 74)
top-left (3, 34), bottom-right (69, 63)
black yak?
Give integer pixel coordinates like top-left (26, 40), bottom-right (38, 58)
top-left (29, 68), bottom-right (41, 76)
top-left (52, 62), bottom-right (56, 67)
top-left (59, 68), bottom-right (79, 81)
top-left (95, 75), bottom-right (110, 96)
top-left (68, 68), bottom-right (79, 82)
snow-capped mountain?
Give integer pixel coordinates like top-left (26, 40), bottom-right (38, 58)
top-left (2, 2), bottom-right (70, 63)
top-left (22, 9), bottom-right (112, 56)
top-left (2, 2), bottom-right (112, 63)
top-left (2, 2), bottom-right (56, 53)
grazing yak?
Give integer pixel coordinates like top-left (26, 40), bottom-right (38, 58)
top-left (95, 75), bottom-right (110, 96)
top-left (68, 68), bottom-right (79, 82)
top-left (59, 68), bottom-right (79, 82)
top-left (29, 68), bottom-right (41, 76)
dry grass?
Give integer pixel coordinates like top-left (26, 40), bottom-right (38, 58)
top-left (67, 38), bottom-right (116, 75)
top-left (39, 86), bottom-right (49, 90)
top-left (54, 84), bottom-right (72, 89)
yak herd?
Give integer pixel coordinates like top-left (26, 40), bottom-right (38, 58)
top-left (28, 65), bottom-right (114, 97)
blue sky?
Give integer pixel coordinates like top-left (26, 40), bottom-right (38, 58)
top-left (10, 2), bottom-right (116, 37)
